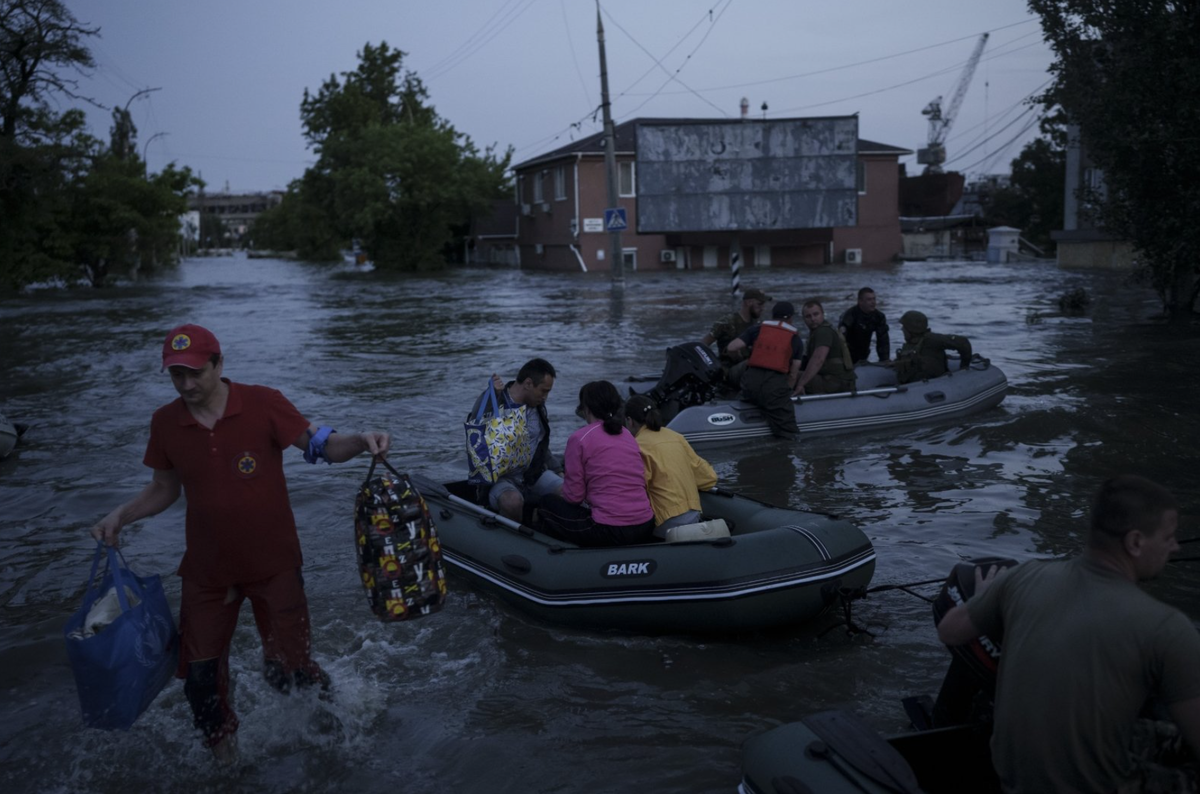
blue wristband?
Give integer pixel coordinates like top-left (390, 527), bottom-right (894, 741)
top-left (304, 426), bottom-right (336, 464)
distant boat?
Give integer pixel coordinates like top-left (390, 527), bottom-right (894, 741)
top-left (635, 344), bottom-right (1007, 446)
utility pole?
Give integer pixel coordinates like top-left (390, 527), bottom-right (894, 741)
top-left (596, 2), bottom-right (623, 285)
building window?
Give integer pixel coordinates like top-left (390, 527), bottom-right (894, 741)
top-left (554, 166), bottom-right (566, 200)
top-left (533, 171), bottom-right (544, 203)
top-left (856, 160), bottom-right (867, 194)
top-left (619, 161), bottom-right (636, 197)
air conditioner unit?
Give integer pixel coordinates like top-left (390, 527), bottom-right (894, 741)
top-left (660, 249), bottom-right (677, 263)
top-left (540, 202), bottom-right (551, 213)
top-left (534, 243), bottom-right (544, 255)
top-left (521, 203), bottom-right (532, 216)
top-left (845, 248), bottom-right (863, 265)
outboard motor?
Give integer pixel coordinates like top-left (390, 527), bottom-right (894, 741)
top-left (637, 343), bottom-right (723, 422)
top-left (929, 556), bottom-right (1018, 728)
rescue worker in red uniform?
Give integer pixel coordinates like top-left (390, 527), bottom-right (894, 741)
top-left (90, 324), bottom-right (390, 766)
top-left (725, 301), bottom-right (805, 439)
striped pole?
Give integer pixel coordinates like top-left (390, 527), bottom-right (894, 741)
top-left (730, 235), bottom-right (742, 301)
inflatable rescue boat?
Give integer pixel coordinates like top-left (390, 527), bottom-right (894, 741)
top-left (409, 474), bottom-right (875, 634)
top-left (636, 344), bottom-right (1008, 446)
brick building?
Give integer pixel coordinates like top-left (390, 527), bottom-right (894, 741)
top-left (471, 117), bottom-right (911, 271)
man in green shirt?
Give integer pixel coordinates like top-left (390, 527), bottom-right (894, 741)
top-left (893, 310), bottom-right (972, 384)
top-left (793, 300), bottom-right (856, 396)
top-left (938, 475), bottom-right (1200, 793)
top-left (701, 287), bottom-right (769, 390)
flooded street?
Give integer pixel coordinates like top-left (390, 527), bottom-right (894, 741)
top-left (2, 255), bottom-right (1199, 793)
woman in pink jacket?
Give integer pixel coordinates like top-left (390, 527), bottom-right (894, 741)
top-left (536, 381), bottom-right (655, 546)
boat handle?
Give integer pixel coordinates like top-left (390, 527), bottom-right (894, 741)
top-left (924, 391), bottom-right (946, 404)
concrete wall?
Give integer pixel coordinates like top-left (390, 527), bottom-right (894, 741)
top-left (1057, 240), bottom-right (1136, 270)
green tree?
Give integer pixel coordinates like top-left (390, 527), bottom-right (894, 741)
top-left (0, 0), bottom-right (98, 288)
top-left (68, 107), bottom-right (197, 286)
top-left (250, 182), bottom-right (341, 259)
top-left (1, 0), bottom-right (196, 290)
top-left (294, 41), bottom-right (511, 270)
top-left (982, 134), bottom-right (1066, 253)
top-left (1029, 0), bottom-right (1200, 316)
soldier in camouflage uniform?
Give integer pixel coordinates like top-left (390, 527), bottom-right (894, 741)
top-left (701, 288), bottom-right (769, 390)
top-left (893, 310), bottom-right (973, 384)
top-left (794, 300), bottom-right (856, 396)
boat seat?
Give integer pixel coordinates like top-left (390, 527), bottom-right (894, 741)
top-left (660, 518), bottom-right (730, 543)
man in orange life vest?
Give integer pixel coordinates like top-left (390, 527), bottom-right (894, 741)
top-left (725, 301), bottom-right (805, 439)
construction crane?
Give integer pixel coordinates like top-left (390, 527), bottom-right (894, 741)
top-left (918, 32), bottom-right (989, 174)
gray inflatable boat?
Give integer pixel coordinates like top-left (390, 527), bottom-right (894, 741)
top-left (409, 474), bottom-right (875, 634)
top-left (665, 358), bottom-right (1007, 446)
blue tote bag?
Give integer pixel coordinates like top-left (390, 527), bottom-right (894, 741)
top-left (63, 544), bottom-right (179, 730)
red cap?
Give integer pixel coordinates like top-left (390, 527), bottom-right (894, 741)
top-left (162, 324), bottom-right (221, 370)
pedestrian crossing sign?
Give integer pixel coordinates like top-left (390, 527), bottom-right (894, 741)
top-left (604, 208), bottom-right (627, 232)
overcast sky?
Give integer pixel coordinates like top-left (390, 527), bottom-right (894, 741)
top-left (60, 0), bottom-right (1054, 194)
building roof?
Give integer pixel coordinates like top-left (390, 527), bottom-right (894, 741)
top-left (514, 116), bottom-right (912, 171)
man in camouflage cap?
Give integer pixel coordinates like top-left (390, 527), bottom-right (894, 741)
top-left (892, 310), bottom-right (973, 384)
top-left (701, 288), bottom-right (770, 390)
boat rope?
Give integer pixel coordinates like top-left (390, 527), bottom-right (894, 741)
top-left (864, 575), bottom-right (948, 603)
top-left (819, 575), bottom-right (952, 639)
top-left (820, 586), bottom-right (877, 638)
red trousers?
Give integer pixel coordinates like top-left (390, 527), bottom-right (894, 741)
top-left (178, 568), bottom-right (326, 746)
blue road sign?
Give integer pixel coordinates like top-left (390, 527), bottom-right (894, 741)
top-left (603, 207), bottom-right (628, 232)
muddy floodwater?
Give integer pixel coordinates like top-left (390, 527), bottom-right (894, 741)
top-left (2, 255), bottom-right (1198, 793)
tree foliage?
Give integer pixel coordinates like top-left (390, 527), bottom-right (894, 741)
top-left (265, 41), bottom-right (511, 270)
top-left (1029, 0), bottom-right (1200, 315)
top-left (981, 117), bottom-right (1066, 253)
top-left (0, 0), bottom-right (196, 290)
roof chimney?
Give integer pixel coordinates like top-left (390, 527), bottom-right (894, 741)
top-left (740, 97), bottom-right (749, 119)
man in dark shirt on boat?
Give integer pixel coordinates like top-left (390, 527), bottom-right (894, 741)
top-left (794, 300), bottom-right (856, 396)
top-left (838, 287), bottom-right (891, 364)
top-left (725, 301), bottom-right (805, 439)
top-left (469, 358), bottom-right (563, 523)
top-left (701, 287), bottom-right (770, 390)
top-left (891, 311), bottom-right (972, 384)
top-left (938, 475), bottom-right (1200, 793)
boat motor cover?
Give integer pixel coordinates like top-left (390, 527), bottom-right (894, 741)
top-left (645, 343), bottom-right (723, 408)
top-left (354, 459), bottom-right (448, 621)
top-left (931, 556), bottom-right (1018, 682)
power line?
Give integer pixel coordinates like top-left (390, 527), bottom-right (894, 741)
top-left (950, 113), bottom-right (1041, 174)
top-left (424, 0), bottom-right (540, 83)
top-left (622, 18), bottom-right (1040, 97)
top-left (560, 0), bottom-right (594, 115)
top-left (421, 0), bottom-right (529, 77)
top-left (948, 78), bottom-right (1050, 153)
top-left (608, 1), bottom-right (724, 100)
top-left (603, 0), bottom-right (734, 118)
top-left (510, 0), bottom-right (733, 156)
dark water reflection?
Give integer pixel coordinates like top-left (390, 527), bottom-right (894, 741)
top-left (1, 255), bottom-right (1198, 793)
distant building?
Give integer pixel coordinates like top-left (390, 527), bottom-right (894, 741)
top-left (187, 191), bottom-right (284, 242)
top-left (469, 117), bottom-right (912, 271)
top-left (1051, 124), bottom-right (1134, 269)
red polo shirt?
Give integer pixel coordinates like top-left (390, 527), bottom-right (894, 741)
top-left (143, 380), bottom-right (311, 587)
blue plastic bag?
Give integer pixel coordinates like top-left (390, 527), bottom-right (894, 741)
top-left (63, 544), bottom-right (179, 730)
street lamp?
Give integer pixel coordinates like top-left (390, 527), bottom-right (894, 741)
top-left (143, 132), bottom-right (168, 173)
